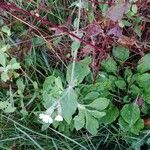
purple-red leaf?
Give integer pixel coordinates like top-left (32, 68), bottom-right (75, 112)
top-left (107, 26), bottom-right (123, 38)
top-left (106, 2), bottom-right (130, 22)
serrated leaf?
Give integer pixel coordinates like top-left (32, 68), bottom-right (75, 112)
top-left (113, 46), bottom-right (129, 61)
top-left (121, 104), bottom-right (140, 126)
top-left (66, 57), bottom-right (91, 86)
top-left (60, 88), bottom-right (78, 124)
top-left (137, 54), bottom-right (150, 73)
top-left (85, 112), bottom-right (99, 135)
top-left (88, 98), bottom-right (109, 111)
top-left (74, 109), bottom-right (85, 130)
top-left (101, 57), bottom-right (117, 74)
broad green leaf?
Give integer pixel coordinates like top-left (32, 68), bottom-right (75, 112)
top-left (43, 76), bottom-right (63, 108)
top-left (83, 92), bottom-right (100, 101)
top-left (1, 26), bottom-right (11, 36)
top-left (130, 118), bottom-right (144, 135)
top-left (119, 117), bottom-right (144, 135)
top-left (1, 72), bottom-right (9, 82)
top-left (0, 53), bottom-right (6, 67)
top-left (136, 73), bottom-right (150, 88)
top-left (85, 112), bottom-right (99, 135)
top-left (130, 84), bottom-right (141, 96)
top-left (4, 104), bottom-right (16, 113)
top-left (60, 88), bottom-right (78, 124)
top-left (101, 57), bottom-right (117, 74)
top-left (121, 104), bottom-right (140, 126)
top-left (74, 109), bottom-right (85, 130)
top-left (66, 57), bottom-right (91, 86)
top-left (143, 89), bottom-right (150, 104)
top-left (100, 106), bottom-right (119, 124)
top-left (0, 101), bottom-right (16, 113)
top-left (87, 98), bottom-right (109, 111)
top-left (11, 63), bottom-right (21, 70)
top-left (0, 101), bottom-right (10, 109)
top-left (115, 79), bottom-right (126, 90)
top-left (113, 46), bottom-right (129, 61)
top-left (88, 110), bottom-right (106, 119)
top-left (43, 76), bottom-right (56, 91)
top-left (137, 54), bottom-right (150, 73)
top-left (119, 116), bottom-right (130, 132)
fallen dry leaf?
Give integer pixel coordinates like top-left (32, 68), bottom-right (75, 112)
top-left (117, 35), bottom-right (136, 46)
top-left (144, 118), bottom-right (150, 126)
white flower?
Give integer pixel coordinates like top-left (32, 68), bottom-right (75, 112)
top-left (54, 115), bottom-right (63, 122)
top-left (39, 113), bottom-right (53, 124)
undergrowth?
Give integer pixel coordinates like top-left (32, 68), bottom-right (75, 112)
top-left (0, 0), bottom-right (150, 149)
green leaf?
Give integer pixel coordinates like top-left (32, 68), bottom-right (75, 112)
top-left (11, 63), bottom-right (21, 70)
top-left (0, 53), bottom-right (6, 67)
top-left (134, 25), bottom-right (142, 37)
top-left (120, 104), bottom-right (140, 126)
top-left (101, 57), bottom-right (117, 74)
top-left (124, 68), bottom-right (132, 81)
top-left (100, 106), bottom-right (119, 124)
top-left (85, 112), bottom-right (99, 135)
top-left (137, 54), bottom-right (150, 73)
top-left (4, 103), bottom-right (16, 113)
top-left (115, 79), bottom-right (126, 90)
top-left (1, 72), bottom-right (9, 82)
top-left (0, 101), bottom-right (16, 113)
top-left (113, 46), bottom-right (129, 61)
top-left (136, 73), bottom-right (150, 88)
top-left (16, 78), bottom-right (25, 93)
top-left (71, 41), bottom-right (80, 56)
top-left (42, 76), bottom-right (63, 108)
top-left (131, 4), bottom-right (138, 14)
top-left (119, 117), bottom-right (144, 135)
top-left (130, 118), bottom-right (144, 135)
top-left (0, 101), bottom-right (10, 109)
top-left (88, 110), bottom-right (106, 119)
top-left (60, 88), bottom-right (78, 124)
top-left (119, 116), bottom-right (130, 132)
top-left (83, 92), bottom-right (100, 101)
top-left (130, 84), bottom-right (141, 95)
top-left (1, 26), bottom-right (11, 36)
top-left (66, 57), bottom-right (91, 86)
top-left (74, 109), bottom-right (85, 130)
top-left (87, 98), bottom-right (109, 111)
